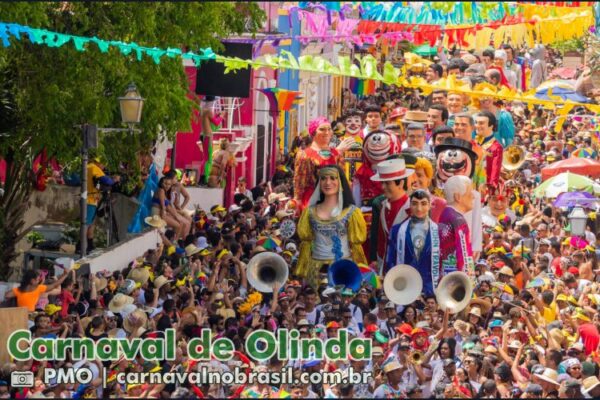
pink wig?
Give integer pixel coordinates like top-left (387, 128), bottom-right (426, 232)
top-left (308, 116), bottom-right (330, 137)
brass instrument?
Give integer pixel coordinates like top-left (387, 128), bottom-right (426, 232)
top-left (502, 145), bottom-right (527, 181)
top-left (435, 272), bottom-right (474, 314)
top-left (246, 252), bottom-right (289, 293)
top-left (384, 264), bottom-right (423, 305)
top-left (409, 351), bottom-right (424, 365)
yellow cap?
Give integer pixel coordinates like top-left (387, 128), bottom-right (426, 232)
top-left (44, 304), bottom-right (62, 316)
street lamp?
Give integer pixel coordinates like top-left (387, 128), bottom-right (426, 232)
top-left (79, 83), bottom-right (144, 258)
top-left (118, 83), bottom-right (145, 127)
top-left (568, 206), bottom-right (588, 237)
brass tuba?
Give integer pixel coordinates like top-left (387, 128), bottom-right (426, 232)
top-left (502, 145), bottom-right (526, 172)
top-left (246, 252), bottom-right (289, 293)
top-left (435, 271), bottom-right (473, 314)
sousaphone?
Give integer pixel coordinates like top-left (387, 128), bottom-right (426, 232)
top-left (246, 252), bottom-right (289, 293)
top-left (435, 271), bottom-right (473, 314)
top-left (383, 264), bottom-right (423, 305)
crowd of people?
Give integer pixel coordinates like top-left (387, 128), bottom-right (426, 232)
top-left (3, 41), bottom-right (600, 400)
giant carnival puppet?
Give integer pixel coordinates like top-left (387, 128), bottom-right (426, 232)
top-left (369, 157), bottom-right (415, 273)
top-left (339, 109), bottom-right (365, 181)
top-left (296, 165), bottom-right (367, 290)
top-left (293, 117), bottom-right (345, 211)
top-left (434, 137), bottom-right (483, 259)
top-left (352, 130), bottom-right (400, 207)
top-left (386, 189), bottom-right (441, 295)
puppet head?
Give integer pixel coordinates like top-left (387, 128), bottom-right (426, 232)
top-left (434, 137), bottom-right (477, 185)
top-left (362, 130), bottom-right (400, 168)
top-left (343, 109), bottom-right (364, 136)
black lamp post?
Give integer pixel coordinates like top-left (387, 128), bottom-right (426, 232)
top-left (79, 83), bottom-right (144, 257)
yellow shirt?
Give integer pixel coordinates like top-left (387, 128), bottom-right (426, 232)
top-left (543, 302), bottom-right (557, 324)
top-left (87, 163), bottom-right (105, 206)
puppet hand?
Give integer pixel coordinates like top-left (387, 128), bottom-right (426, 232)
top-left (336, 137), bottom-right (355, 153)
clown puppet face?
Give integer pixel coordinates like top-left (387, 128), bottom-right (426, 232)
top-left (344, 114), bottom-right (363, 137)
top-left (363, 131), bottom-right (399, 168)
top-left (436, 148), bottom-right (474, 185)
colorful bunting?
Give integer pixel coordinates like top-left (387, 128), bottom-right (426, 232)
top-left (0, 21), bottom-right (216, 66)
top-left (257, 88), bottom-right (302, 117)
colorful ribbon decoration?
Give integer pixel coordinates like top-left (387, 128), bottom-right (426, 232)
top-left (0, 22), bottom-right (216, 66)
top-left (2, 20), bottom-right (598, 112)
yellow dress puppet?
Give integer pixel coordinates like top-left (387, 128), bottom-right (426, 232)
top-left (296, 165), bottom-right (367, 289)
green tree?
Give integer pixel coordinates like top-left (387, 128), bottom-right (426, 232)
top-left (0, 2), bottom-right (265, 279)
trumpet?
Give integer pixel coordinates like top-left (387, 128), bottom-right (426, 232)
top-left (409, 351), bottom-right (424, 365)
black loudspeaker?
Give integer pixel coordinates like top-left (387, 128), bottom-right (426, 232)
top-left (195, 42), bottom-right (252, 98)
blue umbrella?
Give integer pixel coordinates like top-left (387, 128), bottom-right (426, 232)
top-left (535, 80), bottom-right (591, 103)
top-left (552, 191), bottom-right (599, 208)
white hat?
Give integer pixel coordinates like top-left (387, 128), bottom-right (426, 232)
top-left (286, 243), bottom-right (297, 252)
top-left (371, 158), bottom-right (414, 182)
top-left (494, 49), bottom-right (507, 62)
top-left (229, 204), bottom-right (241, 213)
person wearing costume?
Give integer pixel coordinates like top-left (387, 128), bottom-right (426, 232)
top-left (453, 113), bottom-right (486, 192)
top-left (293, 117), bottom-right (345, 211)
top-left (438, 175), bottom-right (475, 276)
top-left (353, 130), bottom-right (400, 207)
top-left (434, 137), bottom-right (483, 261)
top-left (296, 165), bottom-right (367, 289)
top-left (410, 156), bottom-right (446, 223)
top-left (482, 181), bottom-right (516, 230)
top-left (339, 109), bottom-right (365, 181)
top-left (370, 158), bottom-right (414, 272)
top-left (386, 190), bottom-right (441, 296)
top-left (474, 111), bottom-right (503, 190)
top-left (361, 104), bottom-right (383, 139)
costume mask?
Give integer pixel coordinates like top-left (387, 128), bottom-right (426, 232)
top-left (344, 115), bottom-right (362, 136)
top-left (434, 138), bottom-right (477, 185)
top-left (363, 130), bottom-right (399, 167)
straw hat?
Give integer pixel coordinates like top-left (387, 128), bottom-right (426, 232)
top-left (469, 298), bottom-right (492, 314)
top-left (108, 293), bottom-right (134, 313)
top-left (468, 306), bottom-right (483, 319)
top-left (128, 268), bottom-right (150, 286)
top-left (123, 309), bottom-right (149, 333)
top-left (371, 159), bottom-right (414, 182)
top-left (583, 376), bottom-right (600, 395)
top-left (498, 266), bottom-right (514, 277)
top-left (93, 275), bottom-right (108, 292)
top-left (185, 244), bottom-right (201, 257)
top-left (144, 215), bottom-right (166, 228)
top-left (383, 361), bottom-right (403, 374)
top-left (453, 320), bottom-right (471, 337)
top-left (401, 110), bottom-right (428, 124)
top-left (153, 275), bottom-right (172, 290)
top-left (534, 368), bottom-right (559, 386)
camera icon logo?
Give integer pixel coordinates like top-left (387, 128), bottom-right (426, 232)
top-left (11, 371), bottom-right (34, 388)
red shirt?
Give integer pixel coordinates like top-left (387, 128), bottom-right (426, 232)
top-left (59, 289), bottom-right (75, 318)
top-left (579, 323), bottom-right (600, 356)
top-left (377, 194), bottom-right (410, 260)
